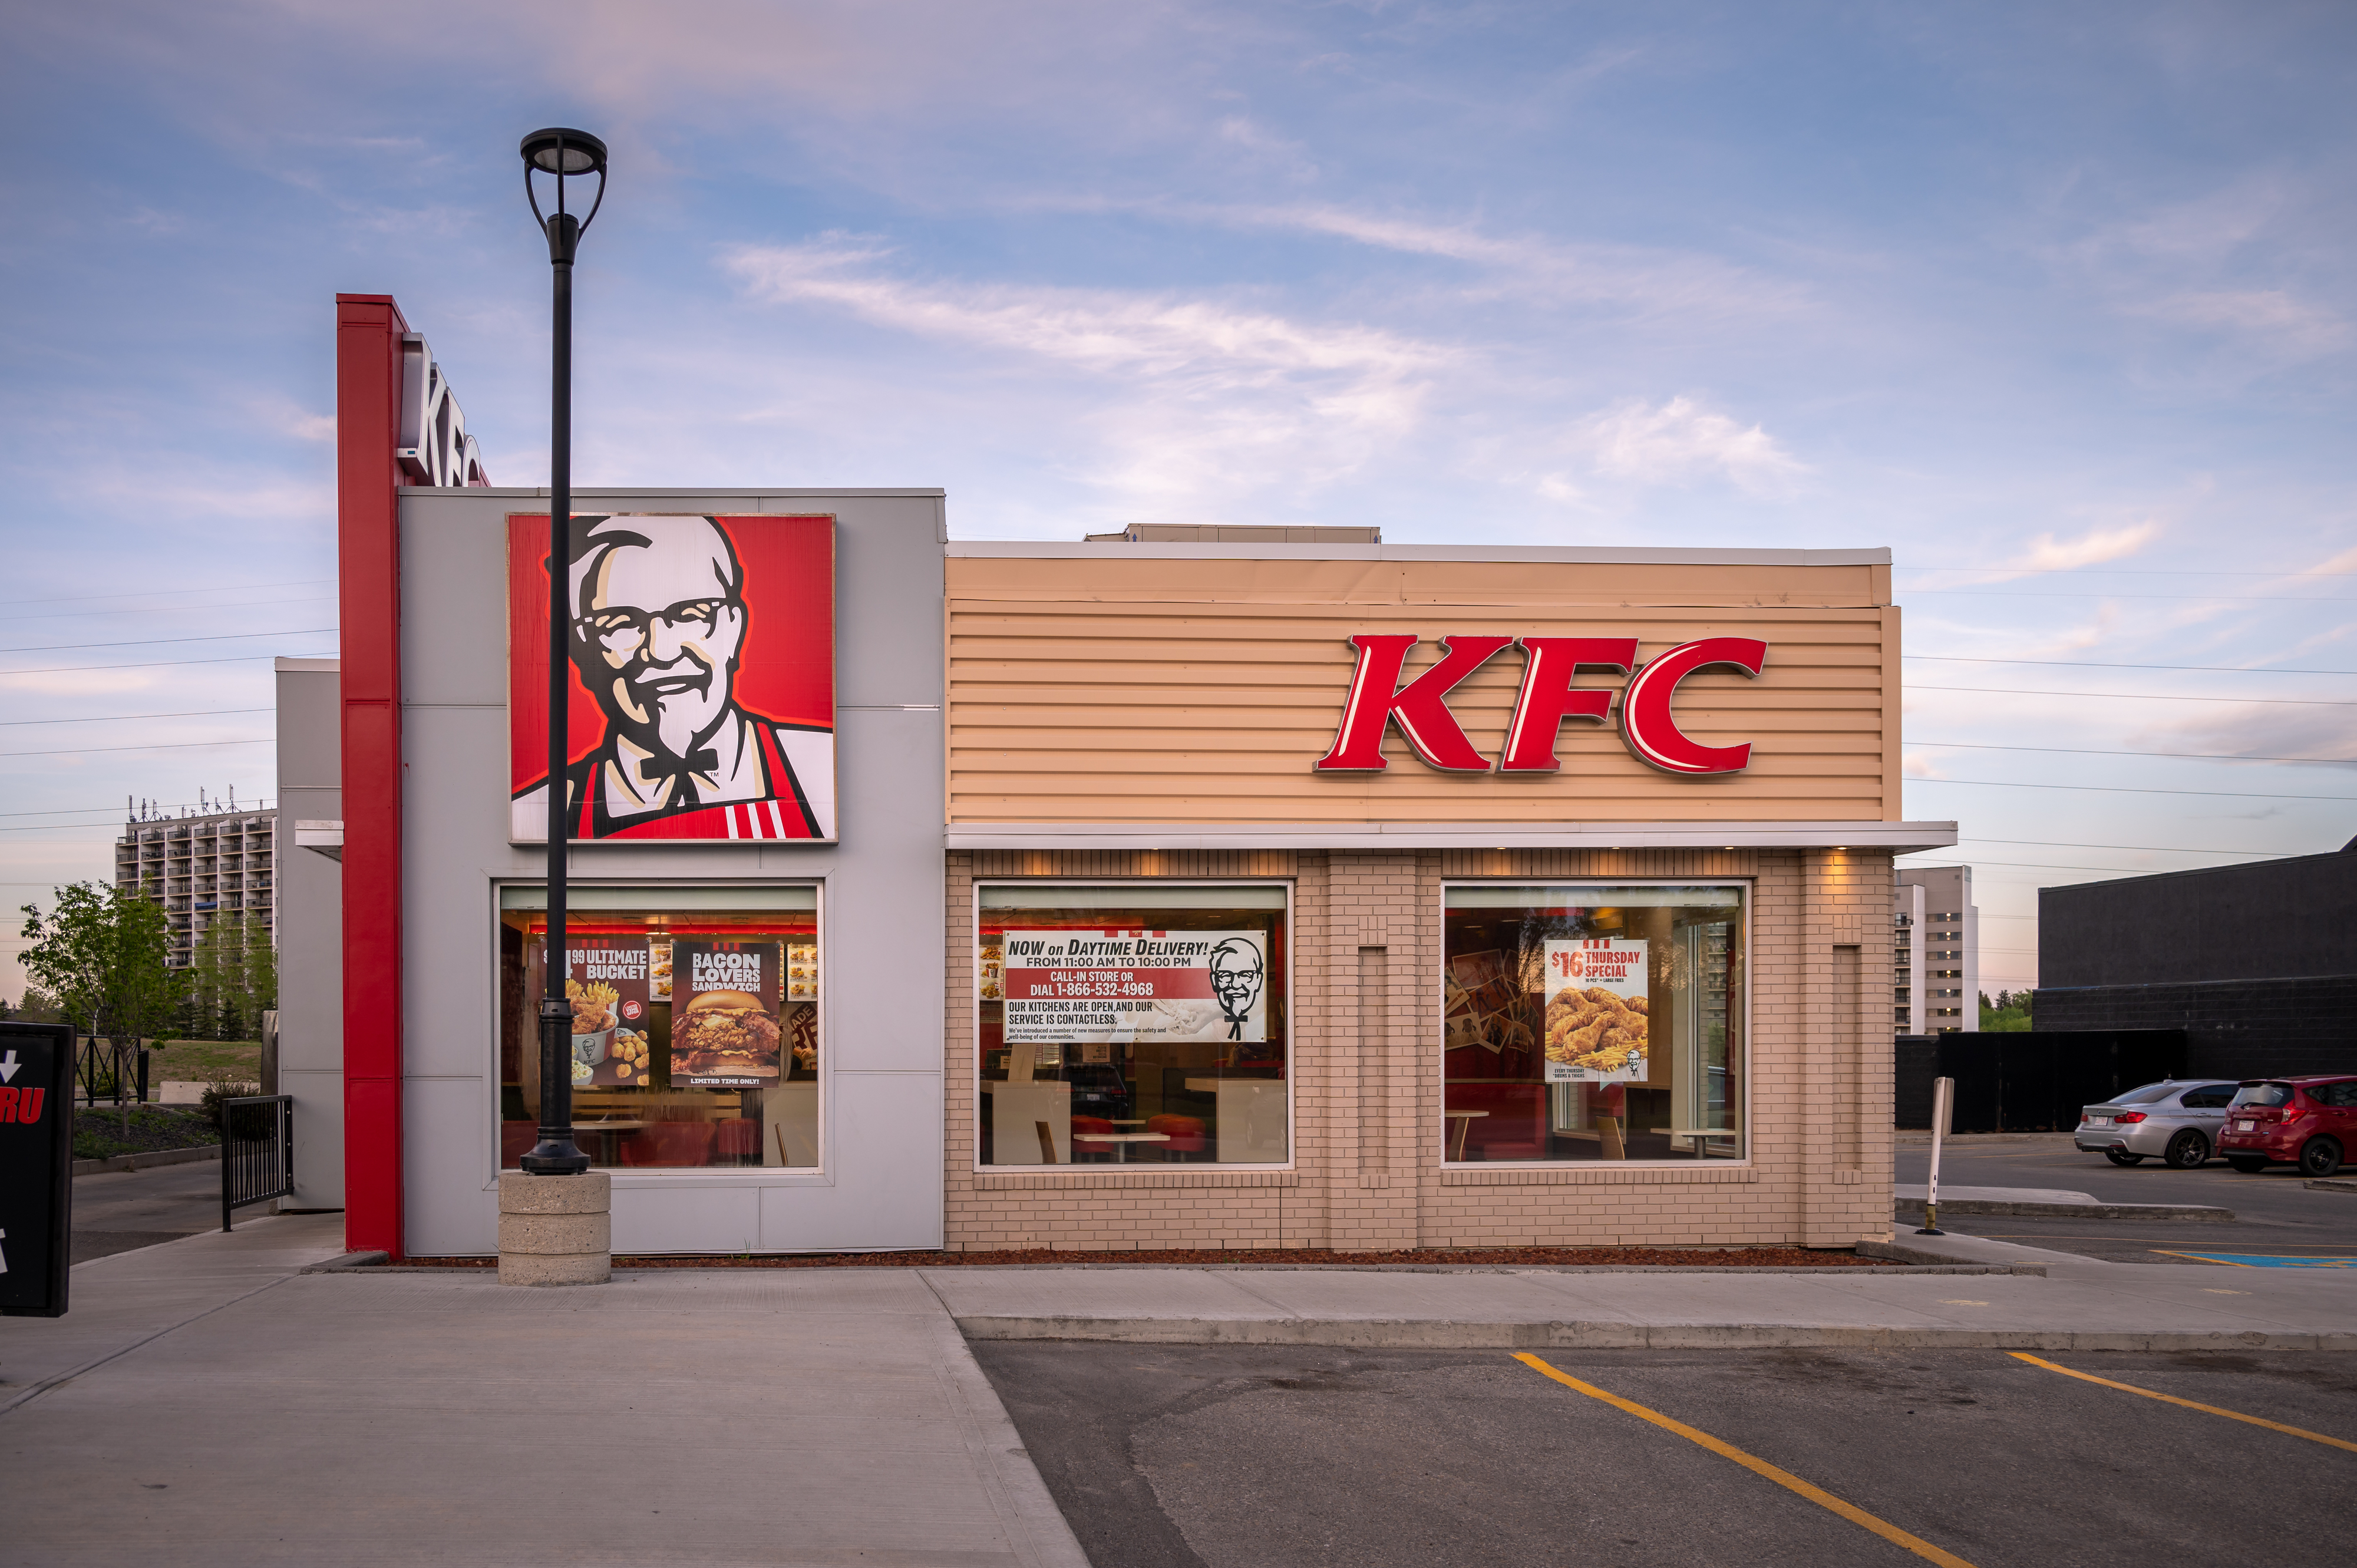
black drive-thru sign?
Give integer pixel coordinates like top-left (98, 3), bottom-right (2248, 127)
top-left (0, 1022), bottom-right (74, 1317)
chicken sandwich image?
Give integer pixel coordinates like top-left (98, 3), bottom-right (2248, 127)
top-left (674, 988), bottom-right (781, 1079)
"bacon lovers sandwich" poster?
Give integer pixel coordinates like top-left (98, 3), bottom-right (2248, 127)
top-left (669, 939), bottom-right (783, 1087)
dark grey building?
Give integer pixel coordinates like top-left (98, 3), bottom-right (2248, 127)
top-left (2034, 837), bottom-right (2357, 1080)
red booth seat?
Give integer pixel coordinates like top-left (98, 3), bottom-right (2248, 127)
top-left (1446, 1082), bottom-right (1547, 1161)
top-left (1146, 1114), bottom-right (1207, 1157)
top-left (620, 1120), bottom-right (718, 1167)
top-left (501, 1120), bottom-right (536, 1169)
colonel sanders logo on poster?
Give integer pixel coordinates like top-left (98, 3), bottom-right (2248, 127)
top-left (509, 513), bottom-right (836, 842)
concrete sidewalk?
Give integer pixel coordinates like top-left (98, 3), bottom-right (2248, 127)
top-left (8, 1227), bottom-right (2354, 1566)
top-left (1, 1224), bottom-right (1086, 1568)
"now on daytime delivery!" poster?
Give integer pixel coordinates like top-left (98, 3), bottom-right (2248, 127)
top-left (1002, 930), bottom-right (1268, 1045)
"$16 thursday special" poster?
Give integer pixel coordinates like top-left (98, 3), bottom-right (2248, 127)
top-left (1542, 939), bottom-right (1649, 1083)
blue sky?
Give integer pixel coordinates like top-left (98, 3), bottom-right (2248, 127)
top-left (4, 1), bottom-right (2353, 996)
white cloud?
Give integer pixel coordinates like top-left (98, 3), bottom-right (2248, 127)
top-left (1563, 396), bottom-right (1806, 494)
top-left (2125, 289), bottom-right (2351, 357)
top-left (2012, 520), bottom-right (2164, 573)
top-left (723, 238), bottom-right (1454, 514)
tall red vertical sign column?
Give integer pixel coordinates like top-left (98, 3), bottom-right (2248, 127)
top-left (336, 295), bottom-right (409, 1258)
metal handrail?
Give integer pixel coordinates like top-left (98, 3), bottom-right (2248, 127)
top-left (221, 1094), bottom-right (294, 1232)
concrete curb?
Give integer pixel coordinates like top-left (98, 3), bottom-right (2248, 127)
top-left (299, 1251), bottom-right (391, 1273)
top-left (71, 1143), bottom-right (222, 1177)
top-left (950, 1316), bottom-right (2357, 1352)
top-left (2306, 1178), bottom-right (2357, 1194)
top-left (1893, 1196), bottom-right (2233, 1222)
top-left (298, 1260), bottom-right (2032, 1276)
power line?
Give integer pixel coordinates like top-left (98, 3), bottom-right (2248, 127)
top-left (1909, 739), bottom-right (2354, 765)
top-left (0, 649), bottom-right (336, 678)
top-left (0, 627), bottom-right (336, 656)
top-left (0, 798), bottom-right (265, 821)
top-left (0, 576), bottom-right (331, 609)
top-left (1921, 836), bottom-right (2300, 857)
top-left (1897, 566), bottom-right (2356, 578)
top-left (0, 707), bottom-right (270, 727)
top-left (1901, 590), bottom-right (2352, 603)
top-left (1903, 776), bottom-right (2356, 802)
top-left (0, 738), bottom-right (270, 761)
top-left (3, 595), bottom-right (335, 625)
top-left (1906, 655), bottom-right (2355, 676)
top-left (1909, 684), bottom-right (2350, 707)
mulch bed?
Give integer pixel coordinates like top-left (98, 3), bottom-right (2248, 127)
top-left (73, 1106), bottom-right (221, 1161)
top-left (400, 1245), bottom-right (1891, 1269)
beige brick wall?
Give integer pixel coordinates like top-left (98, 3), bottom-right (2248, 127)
top-left (942, 847), bottom-right (1894, 1252)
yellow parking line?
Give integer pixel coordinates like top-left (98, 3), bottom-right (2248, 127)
top-left (1511, 1354), bottom-right (1976, 1568)
top-left (2008, 1354), bottom-right (2357, 1453)
top-left (2151, 1249), bottom-right (2257, 1267)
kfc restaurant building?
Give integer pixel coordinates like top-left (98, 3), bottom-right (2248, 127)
top-left (320, 296), bottom-right (1953, 1260)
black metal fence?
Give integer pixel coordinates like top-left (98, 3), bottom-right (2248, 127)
top-left (75, 1037), bottom-right (150, 1107)
top-left (1895, 1030), bottom-right (2189, 1132)
top-left (221, 1094), bottom-right (293, 1232)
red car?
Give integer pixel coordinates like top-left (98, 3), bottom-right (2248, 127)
top-left (2217, 1076), bottom-right (2357, 1177)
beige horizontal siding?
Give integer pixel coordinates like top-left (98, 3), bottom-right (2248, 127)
top-left (946, 559), bottom-right (1900, 825)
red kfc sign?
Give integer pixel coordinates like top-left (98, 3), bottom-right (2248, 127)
top-left (1313, 634), bottom-right (1767, 777)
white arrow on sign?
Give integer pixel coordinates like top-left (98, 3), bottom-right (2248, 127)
top-left (0, 1049), bottom-right (18, 1084)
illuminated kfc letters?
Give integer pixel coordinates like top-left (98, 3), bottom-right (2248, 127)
top-left (1313, 633), bottom-right (1768, 777)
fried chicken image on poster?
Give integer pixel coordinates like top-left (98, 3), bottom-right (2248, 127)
top-left (669, 939), bottom-right (783, 1087)
top-left (509, 513), bottom-right (835, 842)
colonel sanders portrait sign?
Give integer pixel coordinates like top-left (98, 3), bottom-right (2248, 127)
top-left (509, 513), bottom-right (836, 843)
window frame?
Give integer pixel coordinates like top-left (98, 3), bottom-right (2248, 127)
top-left (486, 876), bottom-right (832, 1185)
top-left (1435, 877), bottom-right (1755, 1171)
top-left (971, 877), bottom-right (1298, 1174)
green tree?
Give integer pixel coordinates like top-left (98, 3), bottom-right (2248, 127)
top-left (21, 883), bottom-right (175, 1131)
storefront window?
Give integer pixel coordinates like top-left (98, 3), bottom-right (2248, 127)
top-left (499, 886), bottom-right (819, 1170)
top-left (1442, 884), bottom-right (1744, 1164)
top-left (978, 884), bottom-right (1289, 1167)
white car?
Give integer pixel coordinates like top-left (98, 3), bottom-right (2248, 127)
top-left (2074, 1080), bottom-right (2240, 1168)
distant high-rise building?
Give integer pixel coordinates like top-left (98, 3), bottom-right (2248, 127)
top-left (115, 805), bottom-right (278, 968)
top-left (1894, 864), bottom-right (1977, 1034)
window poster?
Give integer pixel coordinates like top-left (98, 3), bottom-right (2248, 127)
top-left (1542, 939), bottom-right (1650, 1083)
top-left (566, 936), bottom-right (653, 1089)
top-left (507, 513), bottom-right (836, 844)
top-left (1002, 930), bottom-right (1269, 1045)
top-left (670, 939), bottom-right (783, 1087)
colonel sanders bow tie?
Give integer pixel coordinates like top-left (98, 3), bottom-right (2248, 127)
top-left (661, 747), bottom-right (722, 810)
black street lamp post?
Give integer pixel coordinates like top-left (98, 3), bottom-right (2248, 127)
top-left (518, 127), bottom-right (608, 1178)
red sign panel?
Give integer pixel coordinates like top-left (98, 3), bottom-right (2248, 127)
top-left (508, 513), bottom-right (836, 841)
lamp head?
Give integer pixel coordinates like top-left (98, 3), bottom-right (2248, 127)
top-left (520, 128), bottom-right (609, 259)
top-left (521, 128), bottom-right (608, 176)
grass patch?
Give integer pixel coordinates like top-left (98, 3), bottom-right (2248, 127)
top-left (146, 1039), bottom-right (263, 1081)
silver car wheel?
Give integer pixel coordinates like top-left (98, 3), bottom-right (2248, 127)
top-left (2164, 1130), bottom-right (2208, 1169)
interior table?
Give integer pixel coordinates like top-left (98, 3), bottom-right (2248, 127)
top-left (1072, 1131), bottom-right (1171, 1164)
top-left (570, 1119), bottom-right (648, 1164)
top-left (1442, 1109), bottom-right (1488, 1162)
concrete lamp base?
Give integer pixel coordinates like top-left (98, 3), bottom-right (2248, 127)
top-left (498, 1170), bottom-right (612, 1286)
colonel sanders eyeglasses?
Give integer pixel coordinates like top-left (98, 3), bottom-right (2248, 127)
top-left (580, 598), bottom-right (734, 663)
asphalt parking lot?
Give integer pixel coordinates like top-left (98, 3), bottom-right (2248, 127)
top-left (1896, 1137), bottom-right (2357, 1267)
top-left (976, 1342), bottom-right (2357, 1568)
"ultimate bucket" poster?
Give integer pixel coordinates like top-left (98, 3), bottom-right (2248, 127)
top-left (1002, 930), bottom-right (1268, 1045)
